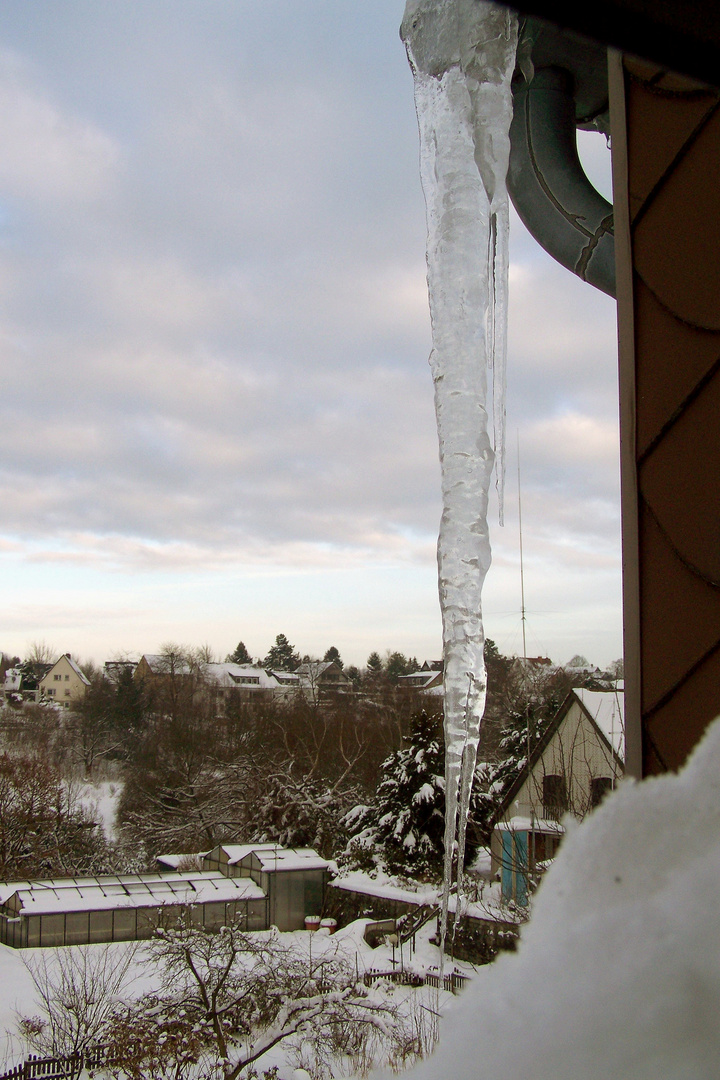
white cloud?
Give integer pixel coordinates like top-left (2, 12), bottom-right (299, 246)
top-left (0, 1), bottom-right (622, 667)
top-left (0, 48), bottom-right (119, 204)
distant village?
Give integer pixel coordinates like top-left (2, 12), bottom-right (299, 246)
top-left (0, 638), bottom-right (625, 1077)
top-left (0, 637), bottom-right (621, 712)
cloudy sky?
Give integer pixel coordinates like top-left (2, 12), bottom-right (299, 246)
top-left (0, 1), bottom-right (621, 670)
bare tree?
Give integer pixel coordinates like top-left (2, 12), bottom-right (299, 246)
top-left (194, 643), bottom-right (216, 665)
top-left (25, 640), bottom-right (57, 666)
top-left (17, 944), bottom-right (138, 1077)
top-left (0, 752), bottom-right (111, 878)
top-left (104, 912), bottom-right (410, 1080)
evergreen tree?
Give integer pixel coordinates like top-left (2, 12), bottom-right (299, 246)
top-left (323, 646), bottom-right (343, 668)
top-left (263, 634), bottom-right (300, 672)
top-left (344, 665), bottom-right (362, 688)
top-left (113, 666), bottom-right (148, 755)
top-left (344, 710), bottom-right (450, 879)
top-left (226, 641), bottom-right (253, 665)
top-left (366, 652), bottom-right (383, 674)
top-left (385, 652), bottom-right (410, 682)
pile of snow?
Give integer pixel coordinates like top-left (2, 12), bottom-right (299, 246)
top-left (401, 716), bottom-right (720, 1080)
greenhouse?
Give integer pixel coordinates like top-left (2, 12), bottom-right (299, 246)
top-left (0, 870), bottom-right (267, 949)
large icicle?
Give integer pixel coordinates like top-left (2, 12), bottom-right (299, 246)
top-left (401, 0), bottom-right (517, 952)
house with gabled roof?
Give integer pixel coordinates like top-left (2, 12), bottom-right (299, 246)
top-left (398, 669), bottom-right (443, 691)
top-left (292, 660), bottom-right (353, 702)
top-left (38, 653), bottom-right (90, 710)
top-left (204, 662), bottom-right (288, 707)
top-left (490, 688), bottom-right (625, 902)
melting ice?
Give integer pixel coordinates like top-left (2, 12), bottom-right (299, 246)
top-left (401, 0), bottom-right (517, 948)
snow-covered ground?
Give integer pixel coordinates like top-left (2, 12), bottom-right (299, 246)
top-left (403, 716), bottom-right (720, 1080)
top-left (75, 779), bottom-right (123, 842)
top-left (0, 912), bottom-right (469, 1076)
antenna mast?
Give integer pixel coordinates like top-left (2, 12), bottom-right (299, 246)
top-left (518, 432), bottom-right (527, 660)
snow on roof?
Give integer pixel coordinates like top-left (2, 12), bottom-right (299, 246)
top-left (398, 671), bottom-right (441, 688)
top-left (215, 843), bottom-right (280, 865)
top-left (205, 843), bottom-right (330, 872)
top-left (63, 654), bottom-right (91, 685)
top-left (495, 816), bottom-right (565, 834)
top-left (331, 871), bottom-right (438, 907)
top-left (40, 654), bottom-right (91, 686)
top-left (250, 846), bottom-right (331, 873)
top-left (0, 871), bottom-right (265, 916)
top-left (294, 661), bottom-right (333, 676)
top-left (268, 671), bottom-right (301, 685)
top-left (156, 852), bottom-right (209, 869)
top-left (204, 663), bottom-right (280, 690)
top-left (576, 688), bottom-right (625, 761)
top-left (140, 654), bottom-right (193, 675)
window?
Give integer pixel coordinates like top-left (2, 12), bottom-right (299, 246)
top-left (54, 674), bottom-right (62, 681)
top-left (88, 909), bottom-right (113, 943)
top-left (65, 674), bottom-right (70, 681)
top-left (590, 776), bottom-right (613, 808)
top-left (113, 909), bottom-right (136, 941)
top-left (542, 774), bottom-right (568, 820)
top-left (40, 913), bottom-right (65, 947)
top-left (65, 689), bottom-right (71, 697)
top-left (47, 688), bottom-right (55, 696)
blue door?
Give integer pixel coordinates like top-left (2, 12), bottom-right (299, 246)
top-left (514, 831), bottom-right (528, 907)
top-left (501, 830), bottom-right (514, 901)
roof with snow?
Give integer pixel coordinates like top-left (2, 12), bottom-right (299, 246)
top-left (156, 851), bottom-right (209, 870)
top-left (204, 843), bottom-right (331, 874)
top-left (204, 663), bottom-right (281, 690)
top-left (38, 654), bottom-right (91, 688)
top-left (330, 871), bottom-right (438, 907)
top-left (250, 846), bottom-right (331, 873)
top-left (496, 816), bottom-right (565, 834)
top-left (398, 670), bottom-right (442, 689)
top-left (138, 653), bottom-right (193, 675)
top-left (0, 871), bottom-right (264, 916)
top-left (493, 688), bottom-right (626, 824)
top-left (210, 842), bottom-right (282, 865)
top-left (575, 688), bottom-right (625, 761)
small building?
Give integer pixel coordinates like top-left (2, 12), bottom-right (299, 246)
top-left (0, 871), bottom-right (267, 949)
top-left (38, 654), bottom-right (90, 710)
top-left (3, 662), bottom-right (53, 704)
top-left (291, 660), bottom-right (354, 702)
top-left (202, 843), bottom-right (332, 931)
top-left (204, 663), bottom-right (286, 707)
top-left (491, 688), bottom-right (625, 902)
top-left (494, 817), bottom-right (565, 906)
top-left (134, 653), bottom-right (194, 683)
top-left (398, 669), bottom-right (443, 691)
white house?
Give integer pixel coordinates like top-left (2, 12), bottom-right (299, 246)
top-left (491, 688), bottom-right (625, 902)
top-left (39, 654), bottom-right (90, 710)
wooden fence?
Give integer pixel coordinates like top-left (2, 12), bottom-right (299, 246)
top-left (363, 967), bottom-right (469, 994)
top-left (0, 1045), bottom-right (112, 1080)
top-left (0, 964), bottom-right (470, 1079)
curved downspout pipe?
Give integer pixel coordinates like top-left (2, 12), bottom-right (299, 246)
top-left (508, 67), bottom-right (616, 297)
